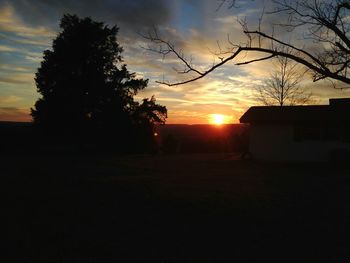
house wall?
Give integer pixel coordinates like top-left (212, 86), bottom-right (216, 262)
top-left (249, 124), bottom-right (350, 161)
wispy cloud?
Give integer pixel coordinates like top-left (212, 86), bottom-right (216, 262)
top-left (0, 44), bottom-right (19, 52)
top-left (0, 73), bottom-right (34, 85)
top-left (0, 64), bottom-right (33, 73)
top-left (0, 4), bottom-right (55, 38)
top-left (0, 95), bottom-right (22, 104)
top-left (0, 106), bottom-right (31, 122)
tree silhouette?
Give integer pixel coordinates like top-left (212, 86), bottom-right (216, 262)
top-left (144, 1), bottom-right (350, 88)
top-left (255, 52), bottom-right (312, 106)
top-left (132, 96), bottom-right (167, 152)
top-left (32, 14), bottom-right (166, 152)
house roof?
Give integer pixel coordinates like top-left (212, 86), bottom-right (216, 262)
top-left (239, 99), bottom-right (350, 124)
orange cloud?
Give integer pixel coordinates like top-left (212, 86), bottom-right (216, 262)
top-left (0, 107), bottom-right (31, 122)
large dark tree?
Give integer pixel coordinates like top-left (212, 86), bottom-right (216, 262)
top-left (32, 14), bottom-right (166, 151)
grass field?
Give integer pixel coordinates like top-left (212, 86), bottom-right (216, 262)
top-left (5, 153), bottom-right (350, 262)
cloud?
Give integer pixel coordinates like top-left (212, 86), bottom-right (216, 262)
top-left (0, 95), bottom-right (22, 104)
top-left (0, 73), bottom-right (34, 84)
top-left (0, 42), bottom-right (43, 60)
top-left (304, 80), bottom-right (350, 103)
top-left (0, 44), bottom-right (19, 52)
top-left (0, 64), bottom-right (34, 73)
top-left (166, 109), bottom-right (209, 124)
top-left (25, 54), bottom-right (42, 62)
top-left (0, 106), bottom-right (31, 122)
top-left (1, 0), bottom-right (173, 34)
top-left (0, 32), bottom-right (50, 46)
top-left (0, 4), bottom-right (55, 38)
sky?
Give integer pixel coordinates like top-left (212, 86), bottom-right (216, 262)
top-left (1, 0), bottom-right (350, 124)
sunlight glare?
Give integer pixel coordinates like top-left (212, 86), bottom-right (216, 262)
top-left (210, 114), bottom-right (225, 125)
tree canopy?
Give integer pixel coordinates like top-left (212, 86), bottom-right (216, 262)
top-left (32, 14), bottom-right (167, 152)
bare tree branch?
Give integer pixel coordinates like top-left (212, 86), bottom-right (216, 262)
top-left (143, 0), bottom-right (350, 88)
top-left (236, 54), bottom-right (276, 65)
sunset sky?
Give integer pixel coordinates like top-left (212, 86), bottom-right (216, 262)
top-left (1, 0), bottom-right (350, 124)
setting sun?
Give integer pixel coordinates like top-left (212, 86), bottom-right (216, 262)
top-left (210, 114), bottom-right (225, 125)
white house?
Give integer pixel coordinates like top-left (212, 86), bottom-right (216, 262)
top-left (239, 98), bottom-right (350, 161)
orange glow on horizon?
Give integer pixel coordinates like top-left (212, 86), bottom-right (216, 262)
top-left (156, 111), bottom-right (238, 125)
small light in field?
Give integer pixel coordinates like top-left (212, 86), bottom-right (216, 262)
top-left (154, 132), bottom-right (158, 137)
top-left (210, 114), bottom-right (225, 125)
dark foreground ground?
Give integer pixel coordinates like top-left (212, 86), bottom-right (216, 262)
top-left (4, 153), bottom-right (350, 262)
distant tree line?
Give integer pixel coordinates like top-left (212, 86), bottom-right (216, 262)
top-left (161, 126), bottom-right (249, 154)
